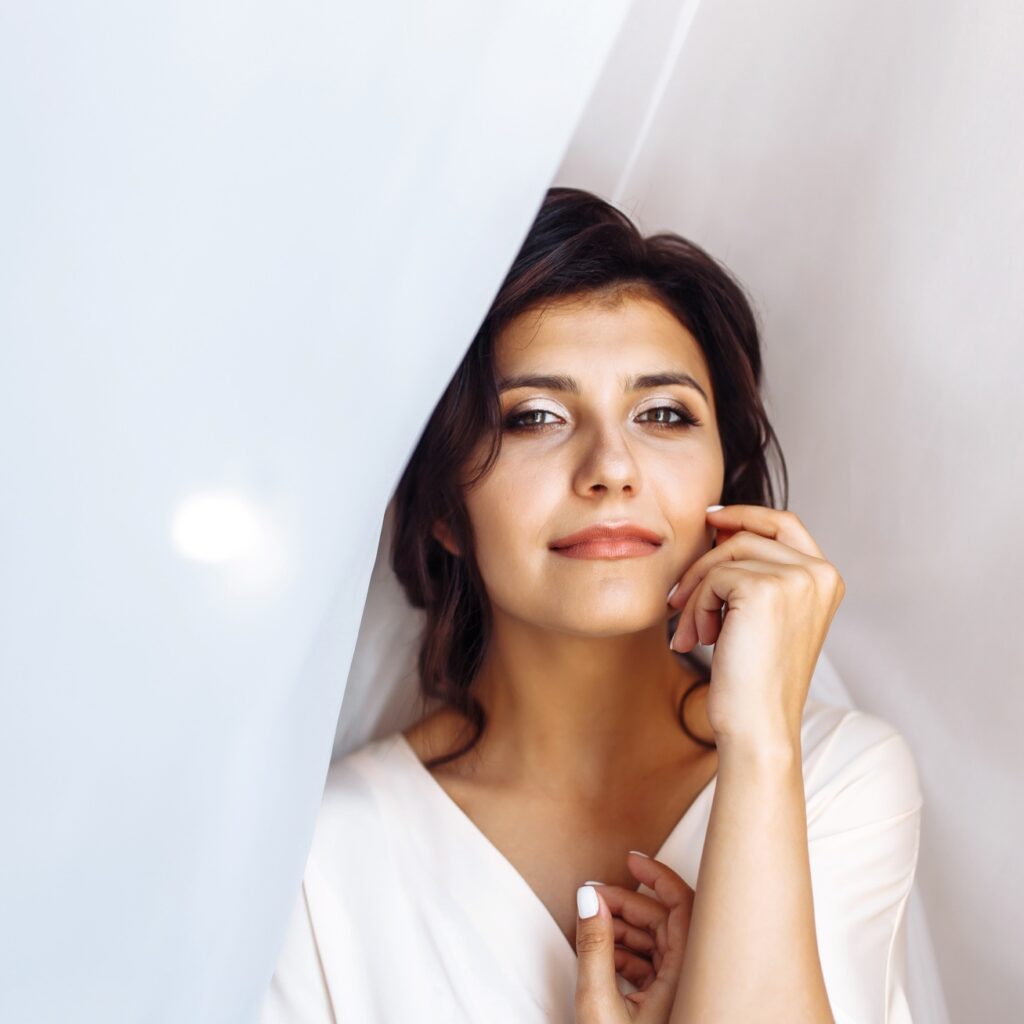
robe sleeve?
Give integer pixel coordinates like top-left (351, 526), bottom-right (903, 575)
top-left (260, 880), bottom-right (336, 1024)
top-left (806, 716), bottom-right (924, 1023)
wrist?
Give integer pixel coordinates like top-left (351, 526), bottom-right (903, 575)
top-left (716, 731), bottom-right (802, 770)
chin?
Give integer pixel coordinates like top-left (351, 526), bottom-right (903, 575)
top-left (558, 607), bottom-right (660, 637)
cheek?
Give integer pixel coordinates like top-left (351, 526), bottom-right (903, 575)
top-left (464, 465), bottom-right (551, 575)
top-left (651, 448), bottom-right (717, 498)
top-left (650, 455), bottom-right (722, 545)
top-left (468, 452), bottom-right (551, 525)
top-left (464, 473), bottom-right (519, 557)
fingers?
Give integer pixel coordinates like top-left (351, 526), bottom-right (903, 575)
top-left (593, 883), bottom-right (675, 942)
top-left (634, 903), bottom-right (688, 1015)
top-left (573, 885), bottom-right (623, 1021)
top-left (615, 904), bottom-right (691, 1023)
top-left (705, 505), bottom-right (825, 558)
top-left (667, 530), bottom-right (818, 614)
top-left (597, 856), bottom-right (695, 979)
top-left (670, 558), bottom-right (817, 652)
top-left (666, 504), bottom-right (830, 633)
top-left (611, 915), bottom-right (656, 957)
top-left (624, 851), bottom-right (695, 914)
top-left (578, 859), bottom-right (695, 1018)
top-left (613, 945), bottom-right (656, 992)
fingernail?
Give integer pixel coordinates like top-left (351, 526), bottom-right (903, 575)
top-left (706, 504), bottom-right (724, 513)
top-left (667, 581), bottom-right (679, 603)
top-left (628, 850), bottom-right (650, 858)
top-left (583, 879), bottom-right (605, 886)
top-left (577, 885), bottom-right (599, 918)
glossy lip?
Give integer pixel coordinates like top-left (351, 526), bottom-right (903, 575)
top-left (551, 537), bottom-right (661, 560)
top-left (549, 522), bottom-right (663, 550)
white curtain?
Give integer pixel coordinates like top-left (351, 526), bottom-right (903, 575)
top-left (0, 3), bottom-right (633, 1021)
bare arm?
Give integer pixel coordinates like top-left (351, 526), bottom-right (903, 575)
top-left (669, 736), bottom-right (833, 1024)
top-left (663, 503), bottom-right (856, 1022)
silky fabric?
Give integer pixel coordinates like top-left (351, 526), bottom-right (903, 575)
top-left (261, 695), bottom-right (922, 1023)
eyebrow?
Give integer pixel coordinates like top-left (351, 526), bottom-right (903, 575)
top-left (497, 371), bottom-right (710, 405)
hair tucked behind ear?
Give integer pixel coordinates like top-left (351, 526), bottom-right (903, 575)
top-left (390, 186), bottom-right (788, 770)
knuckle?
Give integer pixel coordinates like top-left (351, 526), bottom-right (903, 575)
top-left (791, 565), bottom-right (816, 592)
top-left (575, 930), bottom-right (611, 955)
top-left (812, 558), bottom-right (845, 592)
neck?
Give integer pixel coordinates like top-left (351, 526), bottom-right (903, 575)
top-left (468, 609), bottom-right (707, 802)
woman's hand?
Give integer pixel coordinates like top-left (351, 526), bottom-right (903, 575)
top-left (667, 505), bottom-right (846, 751)
top-left (574, 852), bottom-right (694, 1023)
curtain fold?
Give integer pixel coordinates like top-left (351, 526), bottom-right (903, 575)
top-left (0, 4), bottom-right (634, 1021)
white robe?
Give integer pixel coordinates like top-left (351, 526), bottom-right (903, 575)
top-left (260, 695), bottom-right (923, 1023)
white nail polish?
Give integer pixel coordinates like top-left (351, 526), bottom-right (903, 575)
top-left (577, 885), bottom-right (599, 918)
top-left (706, 504), bottom-right (724, 513)
top-left (583, 879), bottom-right (605, 886)
top-left (628, 850), bottom-right (650, 858)
top-left (667, 581), bottom-right (679, 602)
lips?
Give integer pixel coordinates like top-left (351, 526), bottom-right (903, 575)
top-left (549, 523), bottom-right (663, 549)
top-left (551, 537), bottom-right (661, 560)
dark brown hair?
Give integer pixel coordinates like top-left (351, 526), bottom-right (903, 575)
top-left (390, 186), bottom-right (788, 769)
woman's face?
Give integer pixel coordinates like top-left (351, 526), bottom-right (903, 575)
top-left (442, 291), bottom-right (725, 638)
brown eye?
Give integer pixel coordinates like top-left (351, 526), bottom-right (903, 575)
top-left (638, 405), bottom-right (701, 428)
top-left (503, 404), bottom-right (700, 433)
top-left (504, 409), bottom-right (563, 431)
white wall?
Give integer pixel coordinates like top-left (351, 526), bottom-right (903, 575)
top-left (559, 1), bottom-right (1023, 1019)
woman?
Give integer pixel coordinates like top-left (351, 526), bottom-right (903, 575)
top-left (261, 188), bottom-right (922, 1023)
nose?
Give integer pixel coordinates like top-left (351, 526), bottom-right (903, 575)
top-left (571, 421), bottom-right (641, 497)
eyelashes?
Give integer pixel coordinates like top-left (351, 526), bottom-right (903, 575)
top-left (503, 404), bottom-right (702, 433)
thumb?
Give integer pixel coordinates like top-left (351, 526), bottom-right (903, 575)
top-left (574, 885), bottom-right (621, 1021)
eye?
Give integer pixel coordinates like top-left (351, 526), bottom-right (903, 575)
top-left (637, 404), bottom-right (701, 429)
top-left (503, 408), bottom-right (563, 431)
top-left (499, 403), bottom-right (700, 432)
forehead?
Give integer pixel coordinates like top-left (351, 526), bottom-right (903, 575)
top-left (495, 293), bottom-right (708, 380)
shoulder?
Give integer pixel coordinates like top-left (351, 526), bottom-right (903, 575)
top-left (798, 704), bottom-right (925, 1021)
top-left (799, 698), bottom-right (923, 836)
top-left (311, 734), bottom-right (408, 845)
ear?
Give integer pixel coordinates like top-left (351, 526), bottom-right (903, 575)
top-left (431, 519), bottom-right (461, 558)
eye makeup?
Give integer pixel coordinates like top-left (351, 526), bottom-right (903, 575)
top-left (502, 402), bottom-right (701, 432)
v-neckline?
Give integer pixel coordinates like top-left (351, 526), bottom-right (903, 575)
top-left (391, 730), bottom-right (718, 961)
